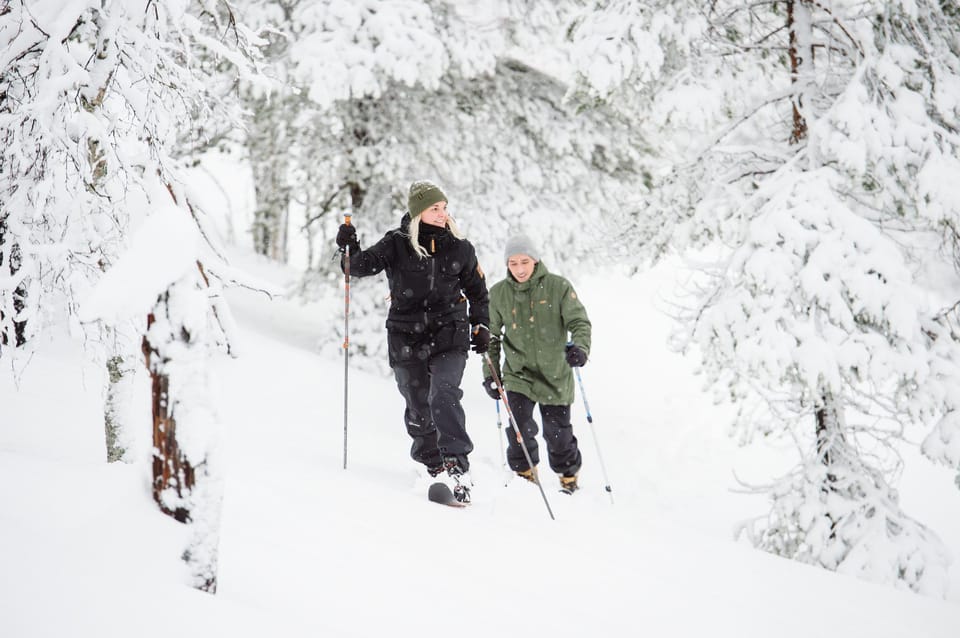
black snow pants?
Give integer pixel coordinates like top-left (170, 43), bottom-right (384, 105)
top-left (504, 391), bottom-right (581, 477)
top-left (393, 350), bottom-right (473, 472)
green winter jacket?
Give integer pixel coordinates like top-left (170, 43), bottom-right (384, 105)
top-left (483, 262), bottom-right (591, 405)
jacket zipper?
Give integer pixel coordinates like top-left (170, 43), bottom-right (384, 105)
top-left (425, 255), bottom-right (437, 329)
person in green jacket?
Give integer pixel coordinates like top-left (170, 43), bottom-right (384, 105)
top-left (481, 233), bottom-right (591, 493)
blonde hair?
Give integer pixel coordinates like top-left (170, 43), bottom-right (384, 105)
top-left (408, 215), bottom-right (465, 258)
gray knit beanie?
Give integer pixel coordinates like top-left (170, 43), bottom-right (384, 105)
top-left (504, 233), bottom-right (539, 264)
top-left (408, 180), bottom-right (447, 217)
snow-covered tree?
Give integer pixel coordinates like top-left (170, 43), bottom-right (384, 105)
top-left (83, 194), bottom-right (240, 593)
top-left (2, 0), bottom-right (259, 592)
top-left (570, 0), bottom-right (960, 595)
top-left (239, 0), bottom-right (649, 265)
top-left (237, 0), bottom-right (650, 370)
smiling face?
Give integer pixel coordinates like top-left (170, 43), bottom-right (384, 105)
top-left (419, 201), bottom-right (448, 227)
top-left (507, 254), bottom-right (537, 283)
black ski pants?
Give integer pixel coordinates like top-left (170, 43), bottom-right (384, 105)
top-left (504, 391), bottom-right (581, 477)
top-left (393, 350), bottom-right (473, 471)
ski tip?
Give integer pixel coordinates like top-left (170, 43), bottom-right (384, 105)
top-left (428, 481), bottom-right (454, 503)
top-left (427, 481), bottom-right (468, 507)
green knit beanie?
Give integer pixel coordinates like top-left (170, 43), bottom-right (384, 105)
top-left (408, 180), bottom-right (447, 217)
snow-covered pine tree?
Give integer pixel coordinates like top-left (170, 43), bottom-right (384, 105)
top-left (3, 0), bottom-right (259, 592)
top-left (239, 0), bottom-right (650, 370)
top-left (913, 0), bottom-right (960, 494)
top-left (570, 0), bottom-right (960, 595)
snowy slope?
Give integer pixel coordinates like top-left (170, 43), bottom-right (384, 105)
top-left (3, 256), bottom-right (960, 637)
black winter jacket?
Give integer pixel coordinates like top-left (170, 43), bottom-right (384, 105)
top-left (344, 215), bottom-right (489, 366)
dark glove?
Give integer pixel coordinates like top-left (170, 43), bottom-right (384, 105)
top-left (482, 376), bottom-right (500, 400)
top-left (470, 324), bottom-right (490, 354)
top-left (336, 223), bottom-right (359, 252)
top-left (565, 344), bottom-right (587, 367)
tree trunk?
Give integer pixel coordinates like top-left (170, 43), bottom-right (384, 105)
top-left (787, 0), bottom-right (814, 145)
top-left (816, 394), bottom-right (835, 464)
top-left (249, 98), bottom-right (291, 263)
top-left (141, 278), bottom-right (223, 594)
top-left (346, 100), bottom-right (370, 217)
top-left (104, 353), bottom-right (129, 463)
top-left (251, 187), bottom-right (290, 262)
top-left (349, 180), bottom-right (366, 214)
top-left (815, 391), bottom-right (847, 479)
top-left (143, 307), bottom-right (195, 523)
top-left (0, 214), bottom-right (28, 350)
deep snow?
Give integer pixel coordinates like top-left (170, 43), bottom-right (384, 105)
top-left (3, 254), bottom-right (960, 637)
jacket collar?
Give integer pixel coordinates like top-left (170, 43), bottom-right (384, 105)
top-left (507, 261), bottom-right (548, 291)
top-left (399, 213), bottom-right (450, 254)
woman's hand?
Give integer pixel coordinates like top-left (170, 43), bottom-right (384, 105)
top-left (336, 223), bottom-right (359, 252)
top-left (470, 324), bottom-right (491, 354)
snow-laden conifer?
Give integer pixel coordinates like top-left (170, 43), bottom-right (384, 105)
top-left (571, 0), bottom-right (960, 595)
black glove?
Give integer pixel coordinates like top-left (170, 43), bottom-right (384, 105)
top-left (565, 344), bottom-right (587, 367)
top-left (482, 376), bottom-right (500, 400)
top-left (470, 324), bottom-right (490, 354)
top-left (336, 223), bottom-right (359, 252)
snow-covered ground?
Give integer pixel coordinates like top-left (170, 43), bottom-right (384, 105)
top-left (3, 255), bottom-right (960, 637)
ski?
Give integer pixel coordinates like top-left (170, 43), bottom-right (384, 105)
top-left (427, 482), bottom-right (468, 508)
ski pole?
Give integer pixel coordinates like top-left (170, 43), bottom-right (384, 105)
top-left (342, 213), bottom-right (351, 470)
top-left (484, 352), bottom-right (555, 520)
top-left (573, 363), bottom-right (614, 503)
top-left (495, 399), bottom-right (509, 485)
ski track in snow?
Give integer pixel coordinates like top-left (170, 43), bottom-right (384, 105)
top-left (3, 260), bottom-right (960, 637)
top-left (208, 263), bottom-right (960, 636)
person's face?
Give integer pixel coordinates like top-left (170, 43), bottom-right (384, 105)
top-left (419, 201), bottom-right (448, 227)
top-left (507, 254), bottom-right (536, 283)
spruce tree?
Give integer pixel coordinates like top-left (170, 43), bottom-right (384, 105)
top-left (571, 0), bottom-right (960, 595)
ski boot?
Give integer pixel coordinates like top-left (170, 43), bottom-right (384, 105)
top-left (443, 456), bottom-right (472, 504)
top-left (516, 466), bottom-right (538, 483)
top-left (559, 473), bottom-right (579, 494)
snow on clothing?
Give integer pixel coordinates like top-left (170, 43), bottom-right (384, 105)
top-left (485, 262), bottom-right (591, 405)
top-left (343, 214), bottom-right (489, 470)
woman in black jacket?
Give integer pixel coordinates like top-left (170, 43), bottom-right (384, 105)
top-left (336, 181), bottom-right (490, 503)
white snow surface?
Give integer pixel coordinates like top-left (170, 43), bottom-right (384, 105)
top-left (79, 204), bottom-right (203, 325)
top-left (3, 254), bottom-right (960, 637)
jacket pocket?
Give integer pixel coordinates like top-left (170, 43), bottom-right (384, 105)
top-left (385, 315), bottom-right (427, 335)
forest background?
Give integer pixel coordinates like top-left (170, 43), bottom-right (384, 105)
top-left (3, 0), bottom-right (960, 619)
